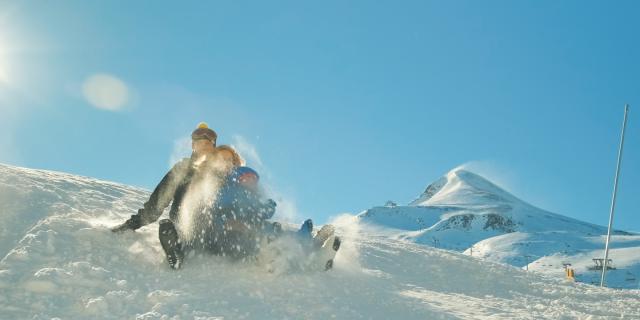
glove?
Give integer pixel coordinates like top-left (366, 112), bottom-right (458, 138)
top-left (266, 199), bottom-right (276, 209)
top-left (261, 199), bottom-right (277, 219)
top-left (111, 210), bottom-right (143, 233)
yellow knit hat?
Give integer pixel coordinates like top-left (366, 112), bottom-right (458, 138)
top-left (191, 122), bottom-right (217, 143)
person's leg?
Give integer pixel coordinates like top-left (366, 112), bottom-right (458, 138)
top-left (201, 226), bottom-right (222, 256)
top-left (264, 221), bottom-right (283, 243)
top-left (226, 229), bottom-right (260, 260)
top-left (297, 219), bottom-right (313, 238)
top-left (159, 219), bottom-right (184, 269)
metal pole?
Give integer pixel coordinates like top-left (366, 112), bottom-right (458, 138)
top-left (600, 104), bottom-right (630, 287)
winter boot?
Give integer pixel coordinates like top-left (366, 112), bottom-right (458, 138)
top-left (297, 219), bottom-right (313, 239)
top-left (159, 219), bottom-right (184, 269)
top-left (313, 224), bottom-right (335, 248)
top-left (312, 224), bottom-right (341, 271)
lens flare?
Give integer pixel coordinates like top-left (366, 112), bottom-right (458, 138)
top-left (82, 73), bottom-right (130, 111)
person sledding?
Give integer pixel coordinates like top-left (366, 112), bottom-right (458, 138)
top-left (112, 122), bottom-right (339, 270)
top-left (112, 123), bottom-right (275, 268)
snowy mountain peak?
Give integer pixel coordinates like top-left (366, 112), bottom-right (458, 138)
top-left (358, 165), bottom-right (640, 289)
top-left (409, 168), bottom-right (521, 207)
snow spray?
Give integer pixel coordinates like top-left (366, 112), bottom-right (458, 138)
top-left (176, 154), bottom-right (230, 246)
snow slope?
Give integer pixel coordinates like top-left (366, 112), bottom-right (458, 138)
top-left (359, 168), bottom-right (640, 289)
top-left (473, 231), bottom-right (640, 289)
top-left (1, 163), bottom-right (639, 319)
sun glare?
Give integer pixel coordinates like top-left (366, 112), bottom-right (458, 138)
top-left (0, 59), bottom-right (8, 84)
top-left (0, 38), bottom-right (9, 85)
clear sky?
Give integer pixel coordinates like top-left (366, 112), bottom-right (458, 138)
top-left (0, 1), bottom-right (638, 230)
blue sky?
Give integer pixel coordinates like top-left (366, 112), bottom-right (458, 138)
top-left (0, 1), bottom-right (638, 230)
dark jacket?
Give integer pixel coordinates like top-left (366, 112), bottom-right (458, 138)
top-left (131, 158), bottom-right (274, 230)
top-left (210, 167), bottom-right (275, 234)
top-left (137, 157), bottom-right (197, 227)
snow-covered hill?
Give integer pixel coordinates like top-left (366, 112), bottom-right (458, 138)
top-left (1, 163), bottom-right (639, 319)
top-left (359, 168), bottom-right (640, 289)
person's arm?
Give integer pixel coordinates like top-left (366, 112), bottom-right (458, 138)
top-left (112, 159), bottom-right (191, 232)
top-left (236, 167), bottom-right (276, 220)
top-left (257, 198), bottom-right (277, 220)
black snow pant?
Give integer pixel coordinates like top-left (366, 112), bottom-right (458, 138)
top-left (159, 219), bottom-right (183, 269)
top-left (158, 218), bottom-right (262, 267)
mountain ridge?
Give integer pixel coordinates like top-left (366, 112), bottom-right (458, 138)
top-left (358, 167), bottom-right (639, 288)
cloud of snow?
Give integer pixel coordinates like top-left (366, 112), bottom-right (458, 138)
top-left (165, 135), bottom-right (231, 243)
top-left (166, 133), bottom-right (301, 229)
top-left (328, 213), bottom-right (363, 272)
top-left (165, 133), bottom-right (301, 240)
top-left (231, 135), bottom-right (263, 170)
top-left (267, 194), bottom-right (299, 223)
top-left (176, 156), bottom-right (228, 243)
top-left (168, 135), bottom-right (192, 168)
top-left (231, 135), bottom-right (300, 224)
top-left (456, 160), bottom-right (518, 194)
top-left (456, 160), bottom-right (553, 211)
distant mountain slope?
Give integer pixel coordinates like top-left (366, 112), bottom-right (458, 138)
top-left (0, 163), bottom-right (638, 318)
top-left (359, 168), bottom-right (639, 288)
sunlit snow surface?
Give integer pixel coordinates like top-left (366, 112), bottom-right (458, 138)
top-left (0, 164), bottom-right (639, 319)
top-left (361, 168), bottom-right (640, 290)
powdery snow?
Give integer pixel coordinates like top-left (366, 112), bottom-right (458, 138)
top-left (0, 163), bottom-right (639, 319)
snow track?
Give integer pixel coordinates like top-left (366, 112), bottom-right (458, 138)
top-left (0, 164), bottom-right (638, 319)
